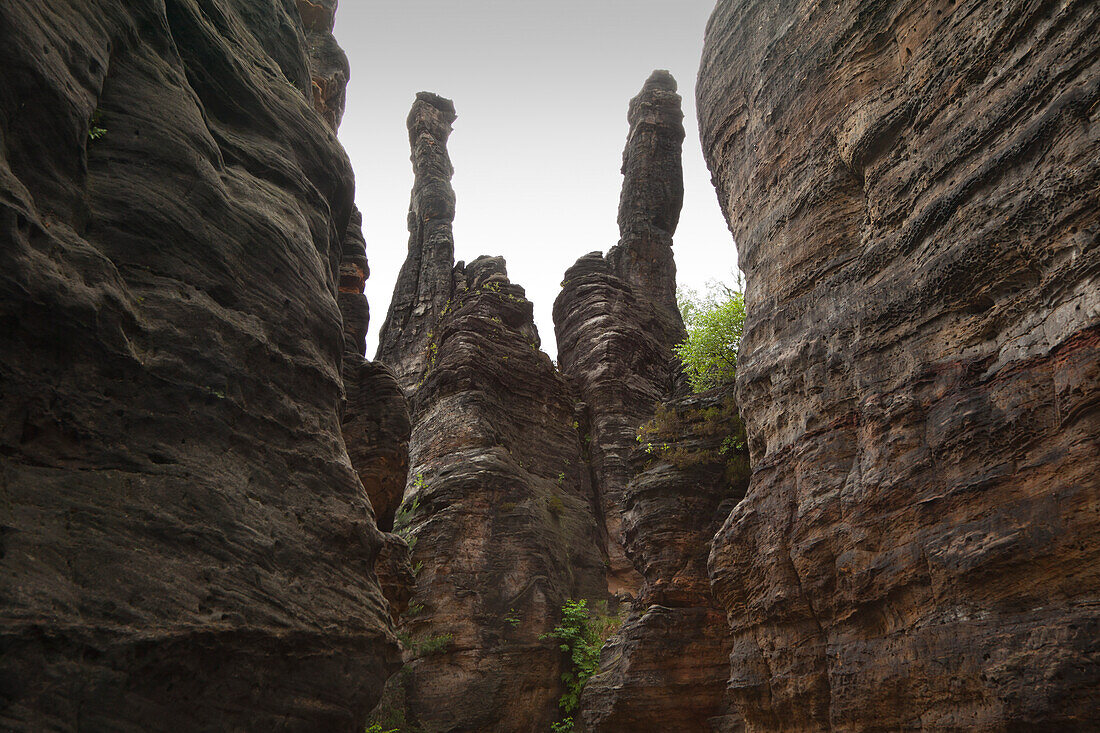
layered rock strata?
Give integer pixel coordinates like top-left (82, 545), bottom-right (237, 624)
top-left (375, 93), bottom-right (459, 392)
top-left (552, 69), bottom-right (751, 733)
top-left (0, 1), bottom-right (400, 729)
top-left (370, 97), bottom-right (607, 732)
top-left (337, 200), bottom-right (410, 538)
top-left (581, 388), bottom-right (750, 732)
top-left (553, 70), bottom-right (687, 594)
top-left (699, 0), bottom-right (1100, 729)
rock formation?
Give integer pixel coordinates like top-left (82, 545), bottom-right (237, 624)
top-left (554, 70), bottom-right (687, 594)
top-left (0, 1), bottom-right (402, 729)
top-left (698, 0), bottom-right (1100, 729)
top-left (296, 0), bottom-right (349, 131)
top-left (338, 205), bottom-right (412, 619)
top-left (370, 96), bottom-right (607, 732)
top-left (551, 71), bottom-right (754, 732)
top-left (581, 388), bottom-right (750, 732)
top-left (376, 93), bottom-right (460, 392)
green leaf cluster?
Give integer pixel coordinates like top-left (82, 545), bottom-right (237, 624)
top-left (674, 282), bottom-right (746, 392)
top-left (540, 599), bottom-right (623, 730)
top-left (88, 110), bottom-right (107, 141)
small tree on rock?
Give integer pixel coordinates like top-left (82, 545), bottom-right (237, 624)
top-left (675, 279), bottom-right (746, 392)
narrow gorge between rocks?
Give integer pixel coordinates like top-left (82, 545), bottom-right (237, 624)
top-left (1, 1), bottom-right (1097, 732)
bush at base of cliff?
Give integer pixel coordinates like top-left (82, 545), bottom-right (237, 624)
top-left (541, 599), bottom-right (624, 728)
top-left (675, 282), bottom-right (745, 392)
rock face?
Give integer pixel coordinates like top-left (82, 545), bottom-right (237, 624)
top-left (376, 93), bottom-right (460, 392)
top-left (296, 0), bottom-right (349, 131)
top-left (370, 96), bottom-right (607, 732)
top-left (554, 70), bottom-right (687, 594)
top-left (699, 0), bottom-right (1100, 729)
top-left (581, 388), bottom-right (750, 732)
top-left (0, 1), bottom-right (401, 730)
top-left (338, 204), bottom-right (411, 536)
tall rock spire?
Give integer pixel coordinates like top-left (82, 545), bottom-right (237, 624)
top-left (553, 70), bottom-right (687, 595)
top-left (618, 69), bottom-right (685, 241)
top-left (375, 92), bottom-right (458, 391)
top-left (610, 69), bottom-right (686, 335)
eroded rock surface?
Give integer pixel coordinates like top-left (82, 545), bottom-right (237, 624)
top-left (297, 0), bottom-right (348, 131)
top-left (699, 0), bottom-right (1100, 729)
top-left (554, 70), bottom-right (687, 595)
top-left (336, 207), bottom-right (413, 615)
top-left (0, 1), bottom-right (400, 729)
top-left (375, 93), bottom-right (459, 392)
top-left (370, 96), bottom-right (606, 732)
top-left (581, 388), bottom-right (750, 732)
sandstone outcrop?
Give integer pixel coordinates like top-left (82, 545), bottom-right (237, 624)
top-left (376, 93), bottom-right (460, 392)
top-left (297, 0), bottom-right (348, 131)
top-left (699, 0), bottom-right (1100, 729)
top-left (0, 1), bottom-right (400, 729)
top-left (554, 70), bottom-right (687, 594)
top-left (337, 205), bottom-right (411, 536)
top-left (336, 207), bottom-right (412, 615)
top-left (370, 97), bottom-right (607, 732)
top-left (581, 387), bottom-right (750, 732)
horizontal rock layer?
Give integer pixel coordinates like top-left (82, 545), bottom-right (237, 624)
top-left (699, 0), bottom-right (1100, 729)
top-left (0, 1), bottom-right (400, 729)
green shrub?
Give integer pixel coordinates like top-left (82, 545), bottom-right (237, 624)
top-left (398, 632), bottom-right (453, 657)
top-left (88, 110), bottom-right (107, 141)
top-left (635, 394), bottom-right (750, 483)
top-left (541, 599), bottom-right (623, 727)
top-left (675, 282), bottom-right (746, 392)
top-left (393, 495), bottom-right (420, 547)
top-left (504, 608), bottom-right (521, 627)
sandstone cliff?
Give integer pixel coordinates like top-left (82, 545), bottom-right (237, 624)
top-left (0, 1), bottom-right (401, 729)
top-left (553, 71), bottom-right (755, 733)
top-left (554, 70), bottom-right (687, 595)
top-left (699, 0), bottom-right (1100, 729)
top-left (370, 97), bottom-right (607, 732)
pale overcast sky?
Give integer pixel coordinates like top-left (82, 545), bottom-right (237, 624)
top-left (332, 0), bottom-right (738, 357)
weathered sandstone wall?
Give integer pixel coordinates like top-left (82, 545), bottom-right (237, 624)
top-left (699, 0), bottom-right (1100, 728)
top-left (554, 70), bottom-right (688, 595)
top-left (371, 96), bottom-right (607, 733)
top-left (0, 1), bottom-right (401, 729)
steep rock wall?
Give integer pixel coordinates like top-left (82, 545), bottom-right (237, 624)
top-left (0, 1), bottom-right (400, 729)
top-left (699, 0), bottom-right (1100, 729)
top-left (580, 388), bottom-right (750, 732)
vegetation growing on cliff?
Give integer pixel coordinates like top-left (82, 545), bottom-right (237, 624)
top-left (542, 599), bottom-right (624, 732)
top-left (636, 392), bottom-right (749, 483)
top-left (675, 281), bottom-right (746, 391)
